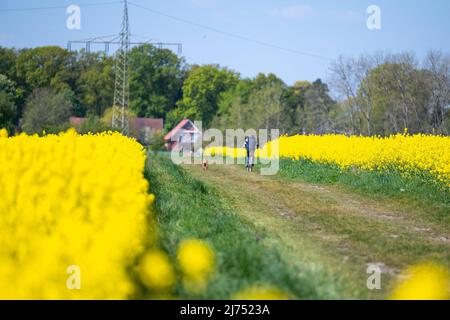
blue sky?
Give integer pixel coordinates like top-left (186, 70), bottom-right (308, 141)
top-left (1, 0), bottom-right (449, 85)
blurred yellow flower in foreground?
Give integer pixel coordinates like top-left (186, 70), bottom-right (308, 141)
top-left (233, 285), bottom-right (288, 300)
top-left (390, 263), bottom-right (449, 300)
top-left (0, 128), bottom-right (7, 138)
top-left (0, 130), bottom-right (152, 299)
top-left (139, 250), bottom-right (175, 291)
top-left (177, 239), bottom-right (215, 292)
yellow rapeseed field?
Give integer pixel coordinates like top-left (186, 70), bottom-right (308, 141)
top-left (265, 133), bottom-right (450, 185)
top-left (0, 129), bottom-right (152, 299)
top-left (0, 129), bottom-right (219, 299)
top-left (206, 133), bottom-right (450, 185)
top-left (2, 128), bottom-right (447, 300)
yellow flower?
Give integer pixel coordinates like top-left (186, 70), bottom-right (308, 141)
top-left (0, 128), bottom-right (7, 138)
top-left (390, 263), bottom-right (449, 300)
top-left (233, 285), bottom-right (289, 300)
top-left (177, 239), bottom-right (215, 290)
top-left (209, 133), bottom-right (450, 186)
top-left (139, 250), bottom-right (175, 291)
top-left (0, 130), bottom-right (153, 299)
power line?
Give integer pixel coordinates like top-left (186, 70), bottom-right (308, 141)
top-left (128, 1), bottom-right (332, 61)
top-left (1, 0), bottom-right (332, 61)
top-left (0, 1), bottom-right (122, 12)
top-left (75, 34), bottom-right (119, 42)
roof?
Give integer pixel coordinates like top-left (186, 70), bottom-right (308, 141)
top-left (70, 117), bottom-right (86, 126)
top-left (164, 119), bottom-right (199, 141)
top-left (133, 118), bottom-right (163, 131)
top-left (70, 117), bottom-right (163, 131)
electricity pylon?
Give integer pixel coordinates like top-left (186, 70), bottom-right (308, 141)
top-left (112, 0), bottom-right (130, 134)
top-left (67, 0), bottom-right (182, 135)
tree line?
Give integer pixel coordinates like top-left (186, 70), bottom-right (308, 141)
top-left (0, 45), bottom-right (448, 136)
top-left (330, 51), bottom-right (450, 135)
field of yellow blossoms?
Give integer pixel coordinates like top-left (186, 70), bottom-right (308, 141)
top-left (0, 129), bottom-right (153, 298)
top-left (207, 133), bottom-right (450, 186)
top-left (0, 128), bottom-right (448, 300)
top-left (0, 129), bottom-right (218, 299)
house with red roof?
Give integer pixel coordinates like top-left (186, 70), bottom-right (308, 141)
top-left (164, 119), bottom-right (201, 151)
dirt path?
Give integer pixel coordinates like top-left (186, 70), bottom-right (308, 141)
top-left (184, 163), bottom-right (450, 299)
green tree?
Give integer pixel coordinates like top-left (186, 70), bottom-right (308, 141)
top-left (169, 64), bottom-right (239, 129)
top-left (0, 74), bottom-right (21, 128)
top-left (15, 46), bottom-right (76, 97)
top-left (76, 51), bottom-right (114, 117)
top-left (212, 78), bottom-right (255, 129)
top-left (212, 73), bottom-right (286, 132)
top-left (361, 62), bottom-right (430, 134)
top-left (425, 50), bottom-right (450, 133)
top-left (76, 115), bottom-right (112, 134)
top-left (0, 47), bottom-right (17, 81)
top-left (129, 44), bottom-right (187, 119)
top-left (248, 82), bottom-right (284, 131)
top-left (0, 92), bottom-right (16, 132)
top-left (329, 52), bottom-right (446, 136)
top-left (253, 72), bottom-right (284, 90)
top-left (281, 81), bottom-right (311, 134)
top-left (0, 74), bottom-right (19, 101)
top-left (147, 131), bottom-right (166, 151)
top-left (22, 88), bottom-right (73, 134)
top-left (165, 107), bottom-right (186, 131)
top-left (303, 79), bottom-right (336, 134)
